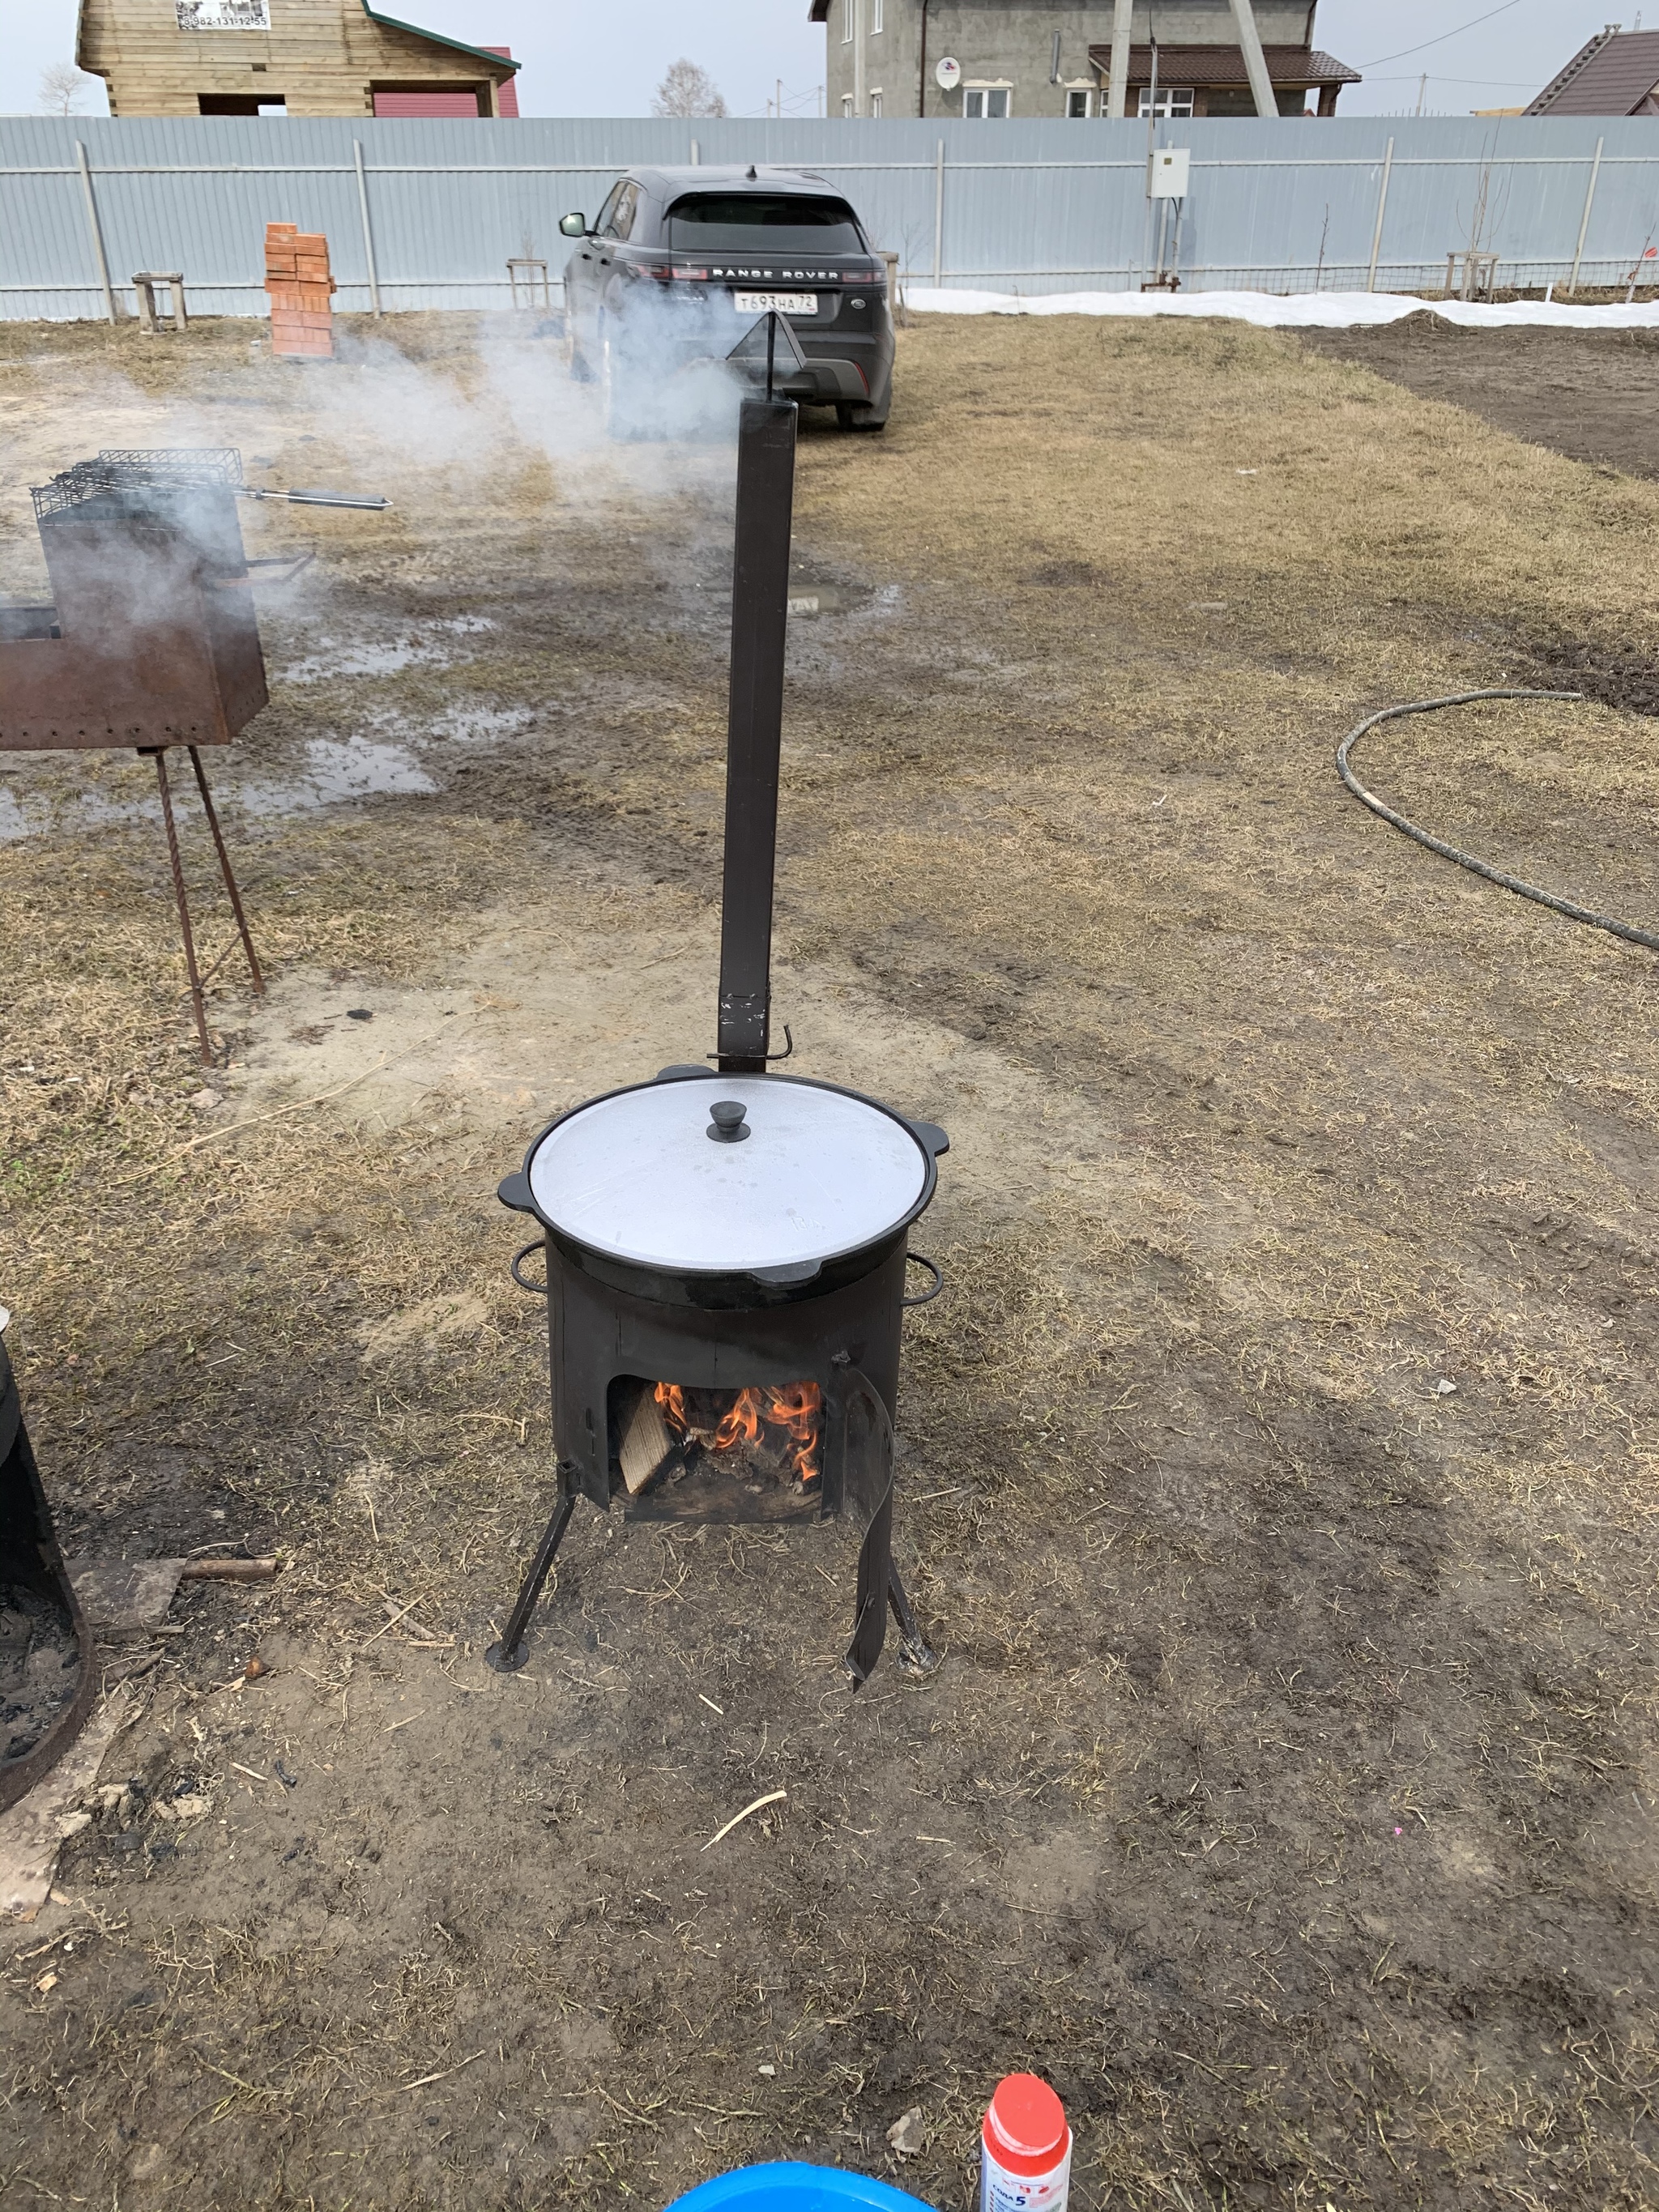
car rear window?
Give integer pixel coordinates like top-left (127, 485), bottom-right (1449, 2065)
top-left (665, 194), bottom-right (866, 254)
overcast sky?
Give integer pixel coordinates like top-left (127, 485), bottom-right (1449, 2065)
top-left (0, 2), bottom-right (1639, 121)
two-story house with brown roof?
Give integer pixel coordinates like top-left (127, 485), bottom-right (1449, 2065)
top-left (810, 0), bottom-right (1357, 122)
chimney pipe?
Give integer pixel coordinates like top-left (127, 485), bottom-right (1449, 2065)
top-left (716, 396), bottom-right (798, 1072)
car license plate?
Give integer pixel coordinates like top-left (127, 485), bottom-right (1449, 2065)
top-left (733, 291), bottom-right (817, 316)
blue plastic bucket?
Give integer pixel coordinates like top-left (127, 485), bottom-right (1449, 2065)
top-left (667, 2162), bottom-right (937, 2212)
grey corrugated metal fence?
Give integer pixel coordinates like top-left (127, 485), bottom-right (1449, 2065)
top-left (3, 113), bottom-right (1657, 319)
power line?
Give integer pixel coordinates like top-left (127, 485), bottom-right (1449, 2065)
top-left (1365, 73), bottom-right (1543, 87)
top-left (1358, 0), bottom-right (1525, 71)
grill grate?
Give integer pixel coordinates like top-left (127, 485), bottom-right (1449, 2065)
top-left (31, 448), bottom-right (244, 521)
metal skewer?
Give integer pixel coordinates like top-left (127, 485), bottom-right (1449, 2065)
top-left (237, 488), bottom-right (391, 509)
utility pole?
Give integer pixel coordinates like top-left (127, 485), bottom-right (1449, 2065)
top-left (1106, 0), bottom-right (1133, 118)
top-left (1228, 0), bottom-right (1277, 119)
top-left (1414, 72), bottom-right (1427, 115)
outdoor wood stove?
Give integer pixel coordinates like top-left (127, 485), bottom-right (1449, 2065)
top-left (491, 361), bottom-right (946, 1689)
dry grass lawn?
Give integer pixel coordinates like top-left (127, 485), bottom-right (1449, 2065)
top-left (0, 308), bottom-right (1656, 2210)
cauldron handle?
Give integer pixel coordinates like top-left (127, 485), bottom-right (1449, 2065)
top-left (901, 1253), bottom-right (943, 1308)
top-left (509, 1238), bottom-right (548, 1296)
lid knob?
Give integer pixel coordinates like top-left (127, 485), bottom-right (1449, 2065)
top-left (707, 1099), bottom-right (749, 1144)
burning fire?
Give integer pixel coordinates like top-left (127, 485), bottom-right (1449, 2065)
top-left (655, 1379), bottom-right (822, 1485)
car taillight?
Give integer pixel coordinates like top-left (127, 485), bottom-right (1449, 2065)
top-left (670, 266), bottom-right (710, 281)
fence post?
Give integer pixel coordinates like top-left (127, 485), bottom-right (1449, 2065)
top-left (691, 138), bottom-right (701, 164)
top-left (932, 138), bottom-right (945, 285)
top-left (75, 140), bottom-right (117, 325)
top-left (353, 140), bottom-right (382, 317)
top-left (1568, 135), bottom-right (1603, 296)
top-left (1366, 135), bottom-right (1394, 293)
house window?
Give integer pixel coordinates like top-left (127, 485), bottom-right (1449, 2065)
top-left (1066, 87), bottom-right (1090, 117)
top-left (963, 86), bottom-right (1011, 117)
top-left (872, 0), bottom-right (883, 30)
top-left (869, 88), bottom-right (882, 116)
top-left (1137, 87), bottom-right (1195, 117)
top-left (842, 93), bottom-right (855, 116)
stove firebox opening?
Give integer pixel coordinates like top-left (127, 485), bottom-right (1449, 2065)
top-left (610, 1375), bottom-right (825, 1523)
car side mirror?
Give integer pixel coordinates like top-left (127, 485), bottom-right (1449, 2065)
top-left (559, 211), bottom-right (587, 238)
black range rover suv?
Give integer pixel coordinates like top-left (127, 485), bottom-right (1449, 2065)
top-left (559, 165), bottom-right (893, 435)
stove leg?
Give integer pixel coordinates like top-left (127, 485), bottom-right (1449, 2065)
top-left (888, 1559), bottom-right (940, 1681)
top-left (486, 1485), bottom-right (576, 1673)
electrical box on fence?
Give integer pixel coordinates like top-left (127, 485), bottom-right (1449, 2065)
top-left (1148, 147), bottom-right (1190, 199)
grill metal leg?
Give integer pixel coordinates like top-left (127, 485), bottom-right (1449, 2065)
top-left (888, 1559), bottom-right (940, 1680)
top-left (148, 747), bottom-right (212, 1065)
top-left (188, 746), bottom-right (263, 995)
top-left (486, 1481), bottom-right (577, 1673)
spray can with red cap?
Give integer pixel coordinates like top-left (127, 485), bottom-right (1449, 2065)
top-left (979, 2074), bottom-right (1071, 2212)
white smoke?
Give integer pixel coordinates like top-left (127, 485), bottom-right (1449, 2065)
top-left (0, 300), bottom-right (781, 841)
top-left (233, 302), bottom-right (753, 524)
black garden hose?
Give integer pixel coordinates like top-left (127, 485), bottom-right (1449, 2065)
top-left (1336, 686), bottom-right (1659, 953)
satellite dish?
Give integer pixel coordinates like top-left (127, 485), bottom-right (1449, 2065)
top-left (936, 57), bottom-right (962, 90)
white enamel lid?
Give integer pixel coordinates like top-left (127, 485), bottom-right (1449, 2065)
top-left (527, 1075), bottom-right (929, 1272)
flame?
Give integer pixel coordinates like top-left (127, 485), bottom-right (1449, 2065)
top-left (654, 1379), bottom-right (821, 1486)
top-left (714, 1393), bottom-right (763, 1452)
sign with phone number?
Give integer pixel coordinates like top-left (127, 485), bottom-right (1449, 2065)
top-left (177, 1), bottom-right (271, 28)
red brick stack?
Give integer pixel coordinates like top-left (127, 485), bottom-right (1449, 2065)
top-left (264, 223), bottom-right (337, 359)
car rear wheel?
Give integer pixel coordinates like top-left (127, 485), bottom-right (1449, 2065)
top-left (836, 403), bottom-right (887, 433)
top-left (599, 312), bottom-right (655, 441)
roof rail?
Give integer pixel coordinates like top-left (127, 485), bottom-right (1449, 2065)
top-left (1525, 24), bottom-right (1618, 115)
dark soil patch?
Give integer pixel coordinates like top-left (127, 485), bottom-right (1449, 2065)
top-left (1299, 312), bottom-right (1659, 478)
top-left (1534, 635), bottom-right (1659, 717)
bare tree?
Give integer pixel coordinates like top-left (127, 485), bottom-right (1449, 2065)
top-left (651, 60), bottom-right (727, 118)
top-left (39, 62), bottom-right (95, 117)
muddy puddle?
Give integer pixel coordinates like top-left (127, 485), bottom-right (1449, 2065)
top-left (278, 614), bottom-right (497, 686)
top-left (0, 735), bottom-right (439, 843)
top-left (233, 735), bottom-right (439, 812)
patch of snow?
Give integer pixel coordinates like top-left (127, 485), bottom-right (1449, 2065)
top-left (903, 288), bottom-right (1659, 331)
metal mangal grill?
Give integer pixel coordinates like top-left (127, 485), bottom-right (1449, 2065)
top-left (30, 447), bottom-right (247, 521)
top-left (2, 446), bottom-right (384, 1061)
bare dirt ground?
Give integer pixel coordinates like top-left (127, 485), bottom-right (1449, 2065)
top-left (2, 309), bottom-right (1657, 2211)
top-left (1300, 312), bottom-right (1659, 481)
